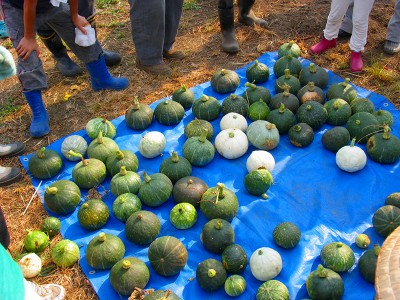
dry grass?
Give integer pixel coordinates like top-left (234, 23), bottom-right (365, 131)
top-left (0, 0), bottom-right (399, 299)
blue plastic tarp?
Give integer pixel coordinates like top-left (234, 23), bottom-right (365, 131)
top-left (20, 52), bottom-right (400, 299)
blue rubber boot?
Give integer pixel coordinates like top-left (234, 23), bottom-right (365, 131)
top-left (85, 55), bottom-right (129, 91)
top-left (24, 91), bottom-right (50, 137)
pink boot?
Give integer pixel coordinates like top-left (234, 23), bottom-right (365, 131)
top-left (350, 51), bottom-right (363, 72)
top-left (310, 38), bottom-right (337, 54)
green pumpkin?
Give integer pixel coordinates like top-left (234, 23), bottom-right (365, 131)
top-left (247, 120), bottom-right (280, 150)
top-left (275, 69), bottom-right (301, 95)
top-left (221, 94), bottom-right (249, 117)
top-left (172, 176), bottom-right (208, 207)
top-left (372, 205), bottom-right (400, 237)
top-left (270, 85), bottom-right (300, 113)
top-left (183, 129), bottom-right (215, 166)
top-left (148, 236), bottom-right (188, 277)
top-left (211, 69), bottom-right (240, 94)
top-left (296, 101), bottom-right (328, 130)
top-left (386, 192), bottom-right (400, 208)
top-left (172, 84), bottom-right (195, 109)
top-left (366, 125), bottom-right (400, 164)
top-left (324, 98), bottom-right (352, 126)
top-left (24, 230), bottom-right (49, 253)
top-left (109, 257), bottom-right (150, 296)
top-left (221, 244), bottom-right (248, 274)
top-left (273, 54), bottom-right (302, 78)
top-left (241, 82), bottom-right (271, 105)
top-left (87, 131), bottom-right (119, 164)
top-left (112, 193), bottom-right (142, 223)
top-left (41, 217), bottom-right (61, 238)
top-left (106, 149), bottom-right (139, 177)
top-left (297, 82), bottom-right (325, 104)
top-left (248, 100), bottom-right (270, 121)
top-left (51, 239), bottom-right (80, 268)
top-left (86, 117), bottom-right (116, 140)
top-left (201, 218), bottom-right (235, 254)
top-left (299, 63), bottom-right (329, 88)
top-left (306, 264), bottom-right (344, 300)
top-left (200, 183), bottom-right (239, 222)
top-left (244, 169), bottom-right (273, 199)
top-left (225, 275), bottom-right (246, 297)
top-left (358, 244), bottom-right (380, 283)
top-left (44, 180), bottom-right (81, 215)
top-left (70, 152), bottom-right (107, 189)
top-left (139, 172), bottom-right (173, 207)
top-left (28, 147), bottom-right (63, 180)
top-left (110, 166), bottom-right (142, 196)
top-left (278, 40), bottom-right (301, 58)
top-left (86, 232), bottom-right (125, 270)
top-left (256, 280), bottom-right (289, 300)
top-left (170, 202), bottom-right (197, 229)
top-left (246, 60), bottom-right (270, 84)
top-left (159, 151), bottom-right (192, 184)
top-left (326, 78), bottom-right (357, 103)
top-left (144, 290), bottom-right (181, 300)
top-left (346, 112), bottom-right (380, 144)
top-left (192, 95), bottom-right (221, 121)
top-left (350, 97), bottom-right (375, 114)
top-left (321, 126), bottom-right (351, 152)
top-left (154, 100), bottom-right (185, 126)
top-left (373, 109), bottom-right (394, 127)
top-left (266, 103), bottom-right (296, 134)
top-left (184, 118), bottom-right (214, 140)
top-left (125, 210), bottom-right (161, 245)
top-left (125, 96), bottom-right (154, 130)
top-left (273, 222), bottom-right (301, 249)
top-left (355, 233), bottom-right (371, 249)
top-left (78, 198), bottom-right (110, 230)
top-left (320, 242), bottom-right (355, 272)
top-left (196, 258), bottom-right (227, 291)
top-left (288, 123), bottom-right (314, 147)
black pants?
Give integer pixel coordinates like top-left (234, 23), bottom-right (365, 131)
top-left (0, 207), bottom-right (10, 249)
top-left (219, 0), bottom-right (234, 8)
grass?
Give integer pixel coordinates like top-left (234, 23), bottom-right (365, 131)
top-left (0, 98), bottom-right (21, 121)
top-left (96, 0), bottom-right (120, 9)
top-left (183, 0), bottom-right (202, 10)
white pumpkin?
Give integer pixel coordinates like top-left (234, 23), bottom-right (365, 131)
top-left (336, 138), bottom-right (366, 172)
top-left (250, 247), bottom-right (282, 281)
top-left (246, 150), bottom-right (275, 172)
top-left (61, 135), bottom-right (88, 161)
top-left (220, 112), bottom-right (248, 132)
top-left (215, 128), bottom-right (248, 159)
top-left (18, 253), bottom-right (42, 279)
top-left (139, 131), bottom-right (166, 158)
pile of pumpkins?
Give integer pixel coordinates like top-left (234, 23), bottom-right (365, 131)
top-left (24, 40), bottom-right (400, 299)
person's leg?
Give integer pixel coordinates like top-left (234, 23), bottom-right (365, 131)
top-left (237, 0), bottom-right (267, 28)
top-left (218, 0), bottom-right (239, 53)
top-left (384, 0), bottom-right (400, 54)
top-left (0, 207), bottom-right (10, 249)
top-left (339, 0), bottom-right (354, 36)
top-left (163, 0), bottom-right (185, 59)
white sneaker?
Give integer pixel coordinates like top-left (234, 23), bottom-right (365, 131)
top-left (32, 283), bottom-right (66, 300)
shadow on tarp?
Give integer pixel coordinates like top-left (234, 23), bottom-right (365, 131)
top-left (19, 52), bottom-right (399, 299)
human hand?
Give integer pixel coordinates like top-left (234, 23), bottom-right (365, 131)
top-left (72, 15), bottom-right (89, 34)
top-left (16, 37), bottom-right (40, 61)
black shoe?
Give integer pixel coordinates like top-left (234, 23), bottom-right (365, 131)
top-left (0, 166), bottom-right (22, 187)
top-left (384, 40), bottom-right (400, 54)
top-left (54, 55), bottom-right (83, 77)
top-left (338, 29), bottom-right (352, 39)
top-left (0, 142), bottom-right (26, 158)
top-left (103, 50), bottom-right (122, 66)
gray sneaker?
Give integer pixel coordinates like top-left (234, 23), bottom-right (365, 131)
top-left (30, 282), bottom-right (66, 300)
top-left (384, 40), bottom-right (400, 54)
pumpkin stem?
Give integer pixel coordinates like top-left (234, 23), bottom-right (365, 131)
top-left (178, 207), bottom-right (183, 214)
top-left (119, 166), bottom-right (127, 176)
top-left (306, 104), bottom-right (312, 111)
top-left (198, 128), bottom-right (208, 143)
top-left (307, 81), bottom-right (315, 91)
top-left (98, 232), bottom-right (106, 242)
top-left (116, 150), bottom-right (125, 160)
top-left (245, 82), bottom-right (256, 89)
top-left (180, 84), bottom-right (187, 91)
top-left (164, 100), bottom-right (170, 105)
top-left (309, 63), bottom-right (317, 73)
top-left (317, 264), bottom-right (328, 278)
top-left (282, 84), bottom-right (291, 96)
top-left (336, 242), bottom-right (343, 248)
top-left (294, 125), bottom-right (301, 132)
top-left (266, 123), bottom-right (277, 131)
top-left (261, 193), bottom-right (268, 199)
top-left (187, 179), bottom-right (194, 185)
top-left (333, 100), bottom-right (341, 110)
top-left (228, 131), bottom-right (235, 138)
top-left (136, 213), bottom-right (143, 220)
top-left (215, 220), bottom-right (223, 230)
top-left (37, 147), bottom-right (46, 159)
top-left (200, 95), bottom-right (209, 102)
top-left (67, 150), bottom-right (85, 164)
top-left (132, 96), bottom-right (140, 110)
top-left (97, 130), bottom-right (104, 144)
top-left (171, 151), bottom-right (180, 163)
top-left (119, 197), bottom-right (126, 204)
top-left (208, 269), bottom-right (216, 278)
top-left (382, 124), bottom-right (391, 140)
top-left (82, 203), bottom-right (89, 209)
top-left (342, 78), bottom-right (351, 86)
top-left (350, 138), bottom-right (356, 147)
top-left (373, 244), bottom-right (381, 256)
top-left (288, 41), bottom-right (294, 47)
top-left (215, 183), bottom-right (226, 204)
top-left (278, 103), bottom-right (286, 113)
top-left (284, 68), bottom-right (291, 79)
top-left (221, 69), bottom-right (227, 76)
top-left (258, 249), bottom-right (263, 255)
top-left (143, 172), bottom-right (152, 183)
top-left (122, 260), bottom-right (131, 269)
top-left (46, 187), bottom-right (58, 195)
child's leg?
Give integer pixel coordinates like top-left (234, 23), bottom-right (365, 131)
top-left (350, 0), bottom-right (375, 52)
top-left (324, 0), bottom-right (353, 40)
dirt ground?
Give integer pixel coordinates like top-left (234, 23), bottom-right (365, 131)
top-left (0, 0), bottom-right (399, 299)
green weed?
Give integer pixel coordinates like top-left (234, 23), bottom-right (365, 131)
top-left (97, 0), bottom-right (120, 9)
top-left (0, 99), bottom-right (21, 120)
top-left (183, 0), bottom-right (202, 10)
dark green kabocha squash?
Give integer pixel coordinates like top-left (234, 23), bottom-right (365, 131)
top-left (154, 100), bottom-right (185, 126)
top-left (110, 166), bottom-right (141, 196)
top-left (296, 101), bottom-right (328, 130)
top-left (87, 131), bottom-right (119, 164)
top-left (125, 96), bottom-right (154, 130)
top-left (386, 192), bottom-right (400, 208)
top-left (201, 218), bottom-right (235, 254)
top-left (246, 60), bottom-right (270, 84)
top-left (183, 128), bottom-right (215, 166)
top-left (172, 175), bottom-right (208, 207)
top-left (241, 82), bottom-right (271, 105)
top-left (211, 69), bottom-right (240, 93)
top-left (244, 169), bottom-right (274, 199)
top-left (366, 125), bottom-right (400, 164)
top-left (159, 151), bottom-right (192, 183)
top-left (78, 198), bottom-right (110, 231)
top-left (44, 180), bottom-right (81, 215)
top-left (350, 97), bottom-right (375, 114)
top-left (112, 193), bottom-right (142, 223)
top-left (372, 205), bottom-right (400, 237)
top-left (326, 78), bottom-right (357, 103)
top-left (346, 112), bottom-right (380, 144)
top-left (221, 94), bottom-right (249, 117)
top-left (86, 117), bottom-right (116, 140)
top-left (125, 210), bottom-right (161, 245)
top-left (358, 244), bottom-right (380, 283)
top-left (184, 118), bottom-right (214, 140)
top-left (270, 85), bottom-right (300, 113)
top-left (69, 151), bottom-right (107, 189)
top-left (324, 98), bottom-right (352, 126)
top-left (297, 82), bottom-right (325, 105)
top-left (196, 258), bottom-right (227, 292)
top-left (222, 244), bottom-right (248, 274)
top-left (299, 63), bottom-right (329, 88)
top-left (275, 69), bottom-right (301, 95)
top-left (288, 123), bottom-right (314, 147)
top-left (322, 126), bottom-right (351, 152)
top-left (273, 54), bottom-right (302, 78)
top-left (172, 84), bottom-right (195, 109)
top-left (28, 147), bottom-right (63, 180)
top-left (139, 172), bottom-right (173, 207)
top-left (192, 95), bottom-right (221, 121)
top-left (267, 103), bottom-right (296, 134)
top-left (278, 40), bottom-right (301, 58)
top-left (106, 149), bottom-right (139, 177)
top-left (306, 264), bottom-right (344, 300)
top-left (373, 109), bottom-right (394, 127)
top-left (248, 100), bottom-right (270, 121)
top-left (273, 222), bottom-right (301, 249)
